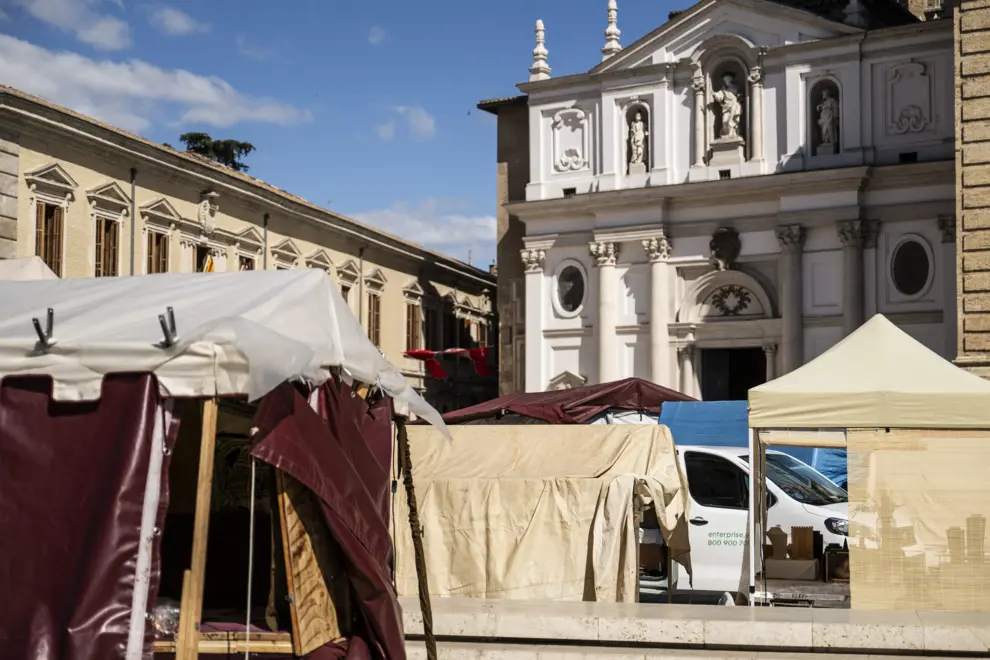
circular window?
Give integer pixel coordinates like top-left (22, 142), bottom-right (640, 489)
top-left (556, 264), bottom-right (586, 316)
top-left (890, 238), bottom-right (931, 297)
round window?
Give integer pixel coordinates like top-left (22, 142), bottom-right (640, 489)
top-left (891, 239), bottom-right (930, 297)
top-left (557, 265), bottom-right (585, 313)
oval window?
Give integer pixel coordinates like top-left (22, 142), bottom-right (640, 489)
top-left (891, 239), bottom-right (930, 297)
top-left (557, 265), bottom-right (585, 313)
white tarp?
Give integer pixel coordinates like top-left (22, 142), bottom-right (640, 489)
top-left (749, 314), bottom-right (990, 431)
top-left (0, 256), bottom-right (58, 280)
top-left (0, 269), bottom-right (443, 428)
top-left (392, 424), bottom-right (691, 602)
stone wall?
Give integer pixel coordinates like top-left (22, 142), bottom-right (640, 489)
top-left (0, 128), bottom-right (18, 259)
top-left (956, 0), bottom-right (990, 376)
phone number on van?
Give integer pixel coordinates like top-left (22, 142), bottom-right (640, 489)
top-left (707, 531), bottom-right (745, 547)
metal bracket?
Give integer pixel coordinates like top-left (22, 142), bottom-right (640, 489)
top-left (157, 306), bottom-right (179, 348)
top-left (32, 308), bottom-right (56, 351)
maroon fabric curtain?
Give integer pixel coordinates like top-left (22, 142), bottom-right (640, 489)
top-left (251, 382), bottom-right (402, 660)
top-left (0, 374), bottom-right (165, 660)
top-left (440, 377), bottom-right (696, 425)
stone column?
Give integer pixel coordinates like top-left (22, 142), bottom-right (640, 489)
top-left (591, 241), bottom-right (619, 384)
top-left (838, 220), bottom-right (865, 337)
top-left (775, 225), bottom-right (806, 374)
top-left (748, 66), bottom-right (764, 162)
top-left (939, 214), bottom-right (958, 360)
top-left (679, 344), bottom-right (696, 397)
top-left (863, 220), bottom-right (880, 319)
top-left (692, 75), bottom-right (706, 167)
top-left (763, 344), bottom-right (778, 381)
top-left (521, 248), bottom-right (546, 392)
top-left (644, 234), bottom-right (672, 385)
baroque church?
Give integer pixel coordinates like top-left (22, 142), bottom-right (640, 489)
top-left (481, 0), bottom-right (956, 398)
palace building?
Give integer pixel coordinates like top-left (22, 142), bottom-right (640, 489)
top-left (0, 86), bottom-right (497, 411)
top-left (482, 0), bottom-right (956, 397)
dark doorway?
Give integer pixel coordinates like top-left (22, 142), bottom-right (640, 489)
top-left (700, 347), bottom-right (766, 401)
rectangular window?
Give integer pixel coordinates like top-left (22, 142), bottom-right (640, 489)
top-left (195, 246), bottom-right (212, 272)
top-left (147, 232), bottom-right (169, 274)
top-left (35, 202), bottom-right (63, 277)
top-left (406, 303), bottom-right (422, 351)
top-left (238, 255), bottom-right (255, 271)
top-left (340, 284), bottom-right (351, 304)
top-left (442, 311), bottom-right (458, 348)
top-left (94, 216), bottom-right (119, 277)
top-left (425, 306), bottom-right (438, 348)
top-left (367, 293), bottom-right (381, 347)
top-left (479, 321), bottom-right (489, 347)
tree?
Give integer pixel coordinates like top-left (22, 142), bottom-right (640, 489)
top-left (178, 132), bottom-right (256, 172)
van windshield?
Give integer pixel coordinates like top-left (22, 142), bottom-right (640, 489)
top-left (740, 453), bottom-right (847, 506)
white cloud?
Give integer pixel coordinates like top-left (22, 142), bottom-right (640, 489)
top-left (354, 198), bottom-right (495, 266)
top-left (0, 34), bottom-right (312, 133)
top-left (391, 105), bottom-right (436, 140)
top-left (148, 6), bottom-right (208, 36)
top-left (376, 120), bottom-right (396, 141)
top-left (14, 0), bottom-right (131, 50)
top-left (236, 36), bottom-right (275, 61)
top-left (367, 25), bottom-right (386, 46)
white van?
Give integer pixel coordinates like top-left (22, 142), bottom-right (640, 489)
top-left (644, 445), bottom-right (848, 597)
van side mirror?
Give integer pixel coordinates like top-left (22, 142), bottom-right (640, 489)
top-left (766, 492), bottom-right (777, 509)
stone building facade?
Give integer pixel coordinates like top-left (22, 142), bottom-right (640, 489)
top-left (955, 0), bottom-right (990, 377)
top-left (483, 0), bottom-right (956, 397)
top-left (0, 86), bottom-right (497, 411)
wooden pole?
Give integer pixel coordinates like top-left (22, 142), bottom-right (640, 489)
top-left (176, 398), bottom-right (220, 660)
top-left (395, 418), bottom-right (437, 660)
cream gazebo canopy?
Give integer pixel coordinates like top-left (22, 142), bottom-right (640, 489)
top-left (749, 314), bottom-right (990, 431)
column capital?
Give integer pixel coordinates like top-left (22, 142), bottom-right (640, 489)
top-left (677, 343), bottom-right (695, 359)
top-left (520, 248), bottom-right (546, 273)
top-left (590, 241), bottom-right (619, 267)
top-left (775, 225), bottom-right (806, 253)
top-left (747, 65), bottom-right (764, 87)
top-left (642, 235), bottom-right (672, 263)
top-left (837, 219), bottom-right (864, 248)
top-left (937, 214), bottom-right (956, 243)
top-left (762, 343), bottom-right (778, 357)
top-left (691, 76), bottom-right (705, 94)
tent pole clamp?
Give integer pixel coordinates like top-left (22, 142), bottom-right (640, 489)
top-left (32, 308), bottom-right (56, 351)
top-left (157, 306), bottom-right (179, 348)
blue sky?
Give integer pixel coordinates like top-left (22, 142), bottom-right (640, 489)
top-left (0, 0), bottom-right (680, 267)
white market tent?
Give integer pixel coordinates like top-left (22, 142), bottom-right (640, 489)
top-left (0, 256), bottom-right (59, 281)
top-left (0, 268), bottom-right (442, 426)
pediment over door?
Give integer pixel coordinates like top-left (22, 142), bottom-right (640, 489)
top-left (548, 370), bottom-right (587, 391)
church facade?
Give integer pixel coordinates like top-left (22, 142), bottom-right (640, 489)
top-left (482, 0), bottom-right (956, 397)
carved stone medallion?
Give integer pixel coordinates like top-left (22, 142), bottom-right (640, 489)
top-left (710, 285), bottom-right (752, 316)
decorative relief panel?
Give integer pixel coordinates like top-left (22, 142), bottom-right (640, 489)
top-left (701, 284), bottom-right (764, 318)
top-left (885, 62), bottom-right (935, 135)
top-left (551, 108), bottom-right (590, 173)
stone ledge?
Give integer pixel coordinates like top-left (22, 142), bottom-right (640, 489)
top-left (400, 597), bottom-right (990, 654)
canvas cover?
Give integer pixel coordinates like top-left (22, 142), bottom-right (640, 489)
top-left (391, 425), bottom-right (691, 602)
top-left (442, 377), bottom-right (694, 425)
top-left (0, 269), bottom-right (442, 429)
top-left (749, 314), bottom-right (990, 430)
top-left (0, 256), bottom-right (59, 280)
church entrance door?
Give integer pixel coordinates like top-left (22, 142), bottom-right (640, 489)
top-left (700, 347), bottom-right (766, 401)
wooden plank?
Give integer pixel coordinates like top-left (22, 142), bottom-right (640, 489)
top-left (275, 470), bottom-right (303, 655)
top-left (276, 470), bottom-right (351, 656)
top-left (155, 631), bottom-right (293, 655)
top-left (175, 570), bottom-right (194, 660)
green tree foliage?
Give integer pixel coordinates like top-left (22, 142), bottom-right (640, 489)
top-left (178, 132), bottom-right (256, 172)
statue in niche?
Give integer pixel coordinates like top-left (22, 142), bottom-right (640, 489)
top-left (816, 88), bottom-right (840, 154)
top-left (711, 72), bottom-right (743, 140)
top-left (628, 110), bottom-right (648, 174)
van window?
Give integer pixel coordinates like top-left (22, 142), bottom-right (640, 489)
top-left (684, 452), bottom-right (748, 509)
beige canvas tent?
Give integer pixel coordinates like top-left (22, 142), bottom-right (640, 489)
top-left (392, 424), bottom-right (691, 603)
top-left (747, 314), bottom-right (990, 611)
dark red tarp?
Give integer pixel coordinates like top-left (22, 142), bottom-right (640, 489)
top-left (0, 374), bottom-right (168, 660)
top-left (440, 377), bottom-right (696, 425)
top-left (251, 380), bottom-right (403, 660)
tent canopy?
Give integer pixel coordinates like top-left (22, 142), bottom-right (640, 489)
top-left (441, 377), bottom-right (695, 425)
top-left (749, 314), bottom-right (990, 430)
top-left (0, 256), bottom-right (59, 280)
top-left (0, 269), bottom-right (442, 427)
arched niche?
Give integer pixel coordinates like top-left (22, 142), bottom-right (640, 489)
top-left (624, 102), bottom-right (651, 175)
top-left (677, 269), bottom-right (777, 324)
top-left (689, 35), bottom-right (759, 156)
top-left (809, 77), bottom-right (841, 156)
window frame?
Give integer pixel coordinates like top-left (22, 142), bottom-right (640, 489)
top-left (683, 451), bottom-right (749, 510)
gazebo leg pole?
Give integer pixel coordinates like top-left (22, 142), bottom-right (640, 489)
top-left (396, 417), bottom-right (437, 660)
top-left (748, 427), bottom-right (757, 606)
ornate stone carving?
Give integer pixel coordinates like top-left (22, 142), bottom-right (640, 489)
top-left (590, 241), bottom-right (618, 267)
top-left (886, 62), bottom-right (933, 135)
top-left (552, 108), bottom-right (589, 172)
top-left (601, 0), bottom-right (622, 61)
top-left (763, 343), bottom-right (778, 357)
top-left (711, 72), bottom-right (743, 139)
top-left (691, 76), bottom-right (706, 94)
top-left (198, 192), bottom-right (219, 236)
top-left (817, 88), bottom-right (840, 148)
top-left (520, 248), bottom-right (546, 273)
top-left (837, 220), bottom-right (863, 247)
top-left (709, 227), bottom-right (741, 271)
top-left (747, 66), bottom-right (764, 87)
top-left (642, 235), bottom-right (671, 263)
top-left (710, 285), bottom-right (752, 316)
top-left (775, 225), bottom-right (806, 252)
top-left (529, 19), bottom-right (551, 81)
top-left (678, 344), bottom-right (695, 360)
top-left (862, 219), bottom-right (881, 249)
top-left (938, 214), bottom-right (956, 243)
top-left (549, 370), bottom-right (587, 390)
top-left (894, 106), bottom-right (927, 133)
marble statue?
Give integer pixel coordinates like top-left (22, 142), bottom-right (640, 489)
top-left (817, 89), bottom-right (839, 146)
top-left (628, 111), bottom-right (647, 167)
top-left (711, 73), bottom-right (742, 139)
